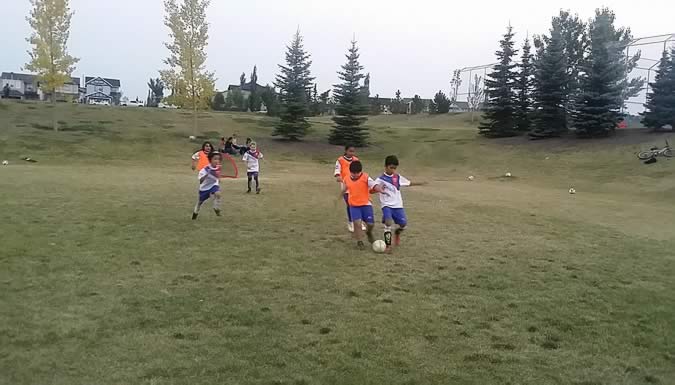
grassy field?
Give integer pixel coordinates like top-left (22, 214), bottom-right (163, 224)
top-left (1, 101), bottom-right (674, 385)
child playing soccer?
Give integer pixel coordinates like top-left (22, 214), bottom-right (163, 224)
top-left (334, 144), bottom-right (361, 232)
top-left (242, 141), bottom-right (263, 194)
top-left (341, 160), bottom-right (383, 250)
top-left (374, 155), bottom-right (425, 252)
top-left (192, 152), bottom-right (222, 220)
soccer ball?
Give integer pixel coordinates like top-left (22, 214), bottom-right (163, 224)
top-left (1, 160), bottom-right (7, 166)
top-left (505, 172), bottom-right (512, 177)
top-left (569, 188), bottom-right (576, 194)
top-left (189, 135), bottom-right (196, 140)
top-left (468, 175), bottom-right (475, 181)
top-left (372, 240), bottom-right (387, 253)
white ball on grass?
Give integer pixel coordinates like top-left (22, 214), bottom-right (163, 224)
top-left (505, 172), bottom-right (512, 177)
top-left (569, 188), bottom-right (576, 194)
top-left (1, 160), bottom-right (8, 166)
top-left (189, 135), bottom-right (196, 140)
top-left (372, 240), bottom-right (387, 253)
top-left (468, 175), bottom-right (475, 181)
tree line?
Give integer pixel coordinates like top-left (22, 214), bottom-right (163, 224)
top-left (479, 8), bottom-right (674, 139)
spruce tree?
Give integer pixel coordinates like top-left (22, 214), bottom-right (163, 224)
top-left (641, 48), bottom-right (675, 131)
top-left (273, 30), bottom-right (314, 140)
top-left (479, 25), bottom-right (519, 137)
top-left (329, 40), bottom-right (369, 146)
top-left (530, 20), bottom-right (568, 138)
top-left (515, 37), bottom-right (534, 132)
top-left (573, 8), bottom-right (642, 137)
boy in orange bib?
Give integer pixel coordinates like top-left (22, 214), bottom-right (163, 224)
top-left (341, 160), bottom-right (383, 249)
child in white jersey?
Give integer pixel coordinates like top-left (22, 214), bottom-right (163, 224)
top-left (242, 142), bottom-right (263, 194)
top-left (192, 152), bottom-right (222, 220)
top-left (374, 155), bottom-right (425, 252)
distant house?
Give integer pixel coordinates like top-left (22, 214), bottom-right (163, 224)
top-left (0, 72), bottom-right (79, 101)
top-left (83, 76), bottom-right (122, 105)
top-left (224, 81), bottom-right (267, 99)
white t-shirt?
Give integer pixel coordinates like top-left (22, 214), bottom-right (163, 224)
top-left (242, 151), bottom-right (263, 172)
top-left (198, 165), bottom-right (220, 191)
top-left (374, 173), bottom-right (411, 208)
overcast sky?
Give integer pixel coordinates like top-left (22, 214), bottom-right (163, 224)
top-left (2, 0), bottom-right (673, 101)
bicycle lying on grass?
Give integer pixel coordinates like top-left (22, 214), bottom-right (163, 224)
top-left (638, 139), bottom-right (672, 160)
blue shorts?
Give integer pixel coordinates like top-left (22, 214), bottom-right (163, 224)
top-left (382, 207), bottom-right (407, 226)
top-left (349, 205), bottom-right (375, 224)
top-left (198, 185), bottom-right (220, 203)
top-left (247, 172), bottom-right (259, 178)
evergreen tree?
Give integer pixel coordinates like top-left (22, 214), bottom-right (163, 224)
top-left (641, 48), bottom-right (675, 131)
top-left (248, 65), bottom-right (262, 112)
top-left (514, 37), bottom-right (534, 132)
top-left (212, 91), bottom-right (226, 111)
top-left (432, 90), bottom-right (450, 113)
top-left (479, 25), bottom-right (519, 137)
top-left (240, 72), bottom-right (246, 86)
top-left (573, 8), bottom-right (643, 137)
top-left (329, 40), bottom-right (369, 146)
top-left (530, 20), bottom-right (568, 138)
top-left (273, 30), bottom-right (314, 140)
top-left (391, 89), bottom-right (404, 114)
top-left (411, 95), bottom-right (425, 114)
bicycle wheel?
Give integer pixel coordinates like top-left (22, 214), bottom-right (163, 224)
top-left (663, 148), bottom-right (673, 158)
top-left (638, 151), bottom-right (654, 160)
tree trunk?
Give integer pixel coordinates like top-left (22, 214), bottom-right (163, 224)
top-left (193, 102), bottom-right (198, 136)
top-left (52, 93), bottom-right (58, 131)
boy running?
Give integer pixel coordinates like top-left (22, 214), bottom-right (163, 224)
top-left (192, 152), bottom-right (222, 220)
top-left (242, 141), bottom-right (263, 194)
top-left (374, 155), bottom-right (424, 252)
top-left (334, 144), bottom-right (360, 232)
top-left (341, 160), bottom-right (383, 250)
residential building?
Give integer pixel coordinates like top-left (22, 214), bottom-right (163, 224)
top-left (83, 76), bottom-right (122, 105)
top-left (0, 72), bottom-right (79, 101)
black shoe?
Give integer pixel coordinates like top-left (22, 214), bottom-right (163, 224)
top-left (256, 188), bottom-right (261, 194)
top-left (246, 188), bottom-right (251, 194)
top-left (192, 212), bottom-right (198, 220)
top-left (357, 241), bottom-right (365, 250)
top-left (214, 209), bottom-right (221, 216)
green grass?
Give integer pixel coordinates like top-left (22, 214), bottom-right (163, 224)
top-left (1, 101), bottom-right (674, 385)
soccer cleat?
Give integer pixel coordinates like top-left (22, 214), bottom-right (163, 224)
top-left (192, 212), bottom-right (198, 220)
top-left (347, 222), bottom-right (355, 233)
top-left (246, 188), bottom-right (251, 194)
top-left (214, 209), bottom-right (221, 216)
top-left (357, 241), bottom-right (365, 250)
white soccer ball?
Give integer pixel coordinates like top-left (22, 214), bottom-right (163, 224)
top-left (372, 240), bottom-right (387, 253)
top-left (189, 135), bottom-right (196, 140)
top-left (1, 160), bottom-right (7, 166)
top-left (468, 175), bottom-right (475, 181)
top-left (505, 172), bottom-right (512, 177)
top-left (569, 188), bottom-right (576, 194)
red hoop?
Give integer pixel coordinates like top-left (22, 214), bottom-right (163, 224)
top-left (219, 153), bottom-right (239, 179)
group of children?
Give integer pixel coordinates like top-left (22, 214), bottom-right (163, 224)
top-left (190, 141), bottom-right (419, 253)
top-left (191, 140), bottom-right (264, 220)
top-left (334, 145), bottom-right (422, 253)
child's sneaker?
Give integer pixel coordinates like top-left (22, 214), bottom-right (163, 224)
top-left (357, 241), bottom-right (366, 250)
top-left (214, 209), bottom-right (221, 216)
top-left (347, 222), bottom-right (355, 233)
top-left (256, 188), bottom-right (261, 194)
top-left (246, 188), bottom-right (251, 194)
top-left (192, 212), bottom-right (198, 220)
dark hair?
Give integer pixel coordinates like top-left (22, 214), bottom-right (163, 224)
top-left (385, 155), bottom-right (399, 167)
top-left (208, 151), bottom-right (222, 161)
top-left (246, 137), bottom-right (252, 144)
top-left (202, 141), bottom-right (213, 152)
top-left (345, 144), bottom-right (356, 151)
top-left (349, 160), bottom-right (363, 173)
